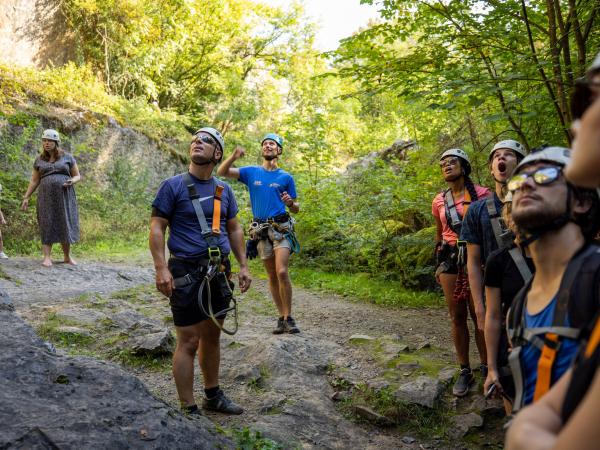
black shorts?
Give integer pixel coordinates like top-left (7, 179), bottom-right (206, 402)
top-left (168, 258), bottom-right (232, 328)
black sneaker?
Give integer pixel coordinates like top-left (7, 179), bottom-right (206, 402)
top-left (202, 390), bottom-right (243, 415)
top-left (285, 316), bottom-right (300, 334)
top-left (452, 368), bottom-right (474, 397)
top-left (273, 317), bottom-right (285, 334)
top-left (480, 364), bottom-right (488, 379)
top-left (181, 404), bottom-right (202, 416)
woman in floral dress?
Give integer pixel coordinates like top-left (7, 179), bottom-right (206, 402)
top-left (21, 129), bottom-right (81, 266)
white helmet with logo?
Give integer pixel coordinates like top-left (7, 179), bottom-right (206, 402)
top-left (42, 129), bottom-right (60, 143)
top-left (440, 148), bottom-right (471, 176)
top-left (489, 140), bottom-right (526, 161)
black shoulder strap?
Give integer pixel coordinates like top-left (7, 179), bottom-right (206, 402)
top-left (507, 276), bottom-right (533, 343)
top-left (443, 189), bottom-right (462, 234)
top-left (553, 245), bottom-right (599, 326)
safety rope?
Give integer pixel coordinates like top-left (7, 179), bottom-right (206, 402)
top-left (197, 264), bottom-right (239, 335)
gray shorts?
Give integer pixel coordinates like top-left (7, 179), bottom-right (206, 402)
top-left (256, 222), bottom-right (292, 259)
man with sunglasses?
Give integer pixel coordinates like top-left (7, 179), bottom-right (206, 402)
top-left (218, 133), bottom-right (300, 335)
top-left (459, 141), bottom-right (526, 362)
top-left (150, 127), bottom-right (251, 415)
top-left (504, 146), bottom-right (600, 412)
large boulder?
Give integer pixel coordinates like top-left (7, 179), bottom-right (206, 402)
top-left (394, 376), bottom-right (445, 408)
top-left (0, 310), bottom-right (231, 449)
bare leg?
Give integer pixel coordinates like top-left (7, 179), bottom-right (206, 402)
top-left (42, 244), bottom-right (52, 267)
top-left (274, 248), bottom-right (292, 318)
top-left (468, 295), bottom-right (487, 365)
top-left (197, 319), bottom-right (222, 389)
top-left (263, 257), bottom-right (284, 316)
top-left (440, 273), bottom-right (470, 366)
top-left (172, 324), bottom-right (201, 407)
top-left (61, 242), bottom-right (76, 265)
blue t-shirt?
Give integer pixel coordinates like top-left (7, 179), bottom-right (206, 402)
top-left (238, 166), bottom-right (297, 220)
top-left (460, 192), bottom-right (503, 265)
top-left (521, 296), bottom-right (579, 405)
top-left (152, 173), bottom-right (238, 258)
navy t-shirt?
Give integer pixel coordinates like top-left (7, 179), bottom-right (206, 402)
top-left (460, 192), bottom-right (503, 266)
top-left (152, 173), bottom-right (238, 258)
top-left (238, 166), bottom-right (297, 220)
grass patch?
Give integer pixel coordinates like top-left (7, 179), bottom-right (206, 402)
top-left (110, 284), bottom-right (157, 303)
top-left (0, 264), bottom-right (21, 285)
top-left (240, 287), bottom-right (274, 317)
top-left (218, 426), bottom-right (284, 450)
top-left (339, 385), bottom-right (450, 438)
top-left (110, 349), bottom-right (171, 372)
top-left (289, 267), bottom-right (442, 308)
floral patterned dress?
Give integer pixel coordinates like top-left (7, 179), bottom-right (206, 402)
top-left (34, 153), bottom-right (80, 245)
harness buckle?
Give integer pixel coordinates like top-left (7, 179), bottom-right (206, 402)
top-left (208, 247), bottom-right (221, 263)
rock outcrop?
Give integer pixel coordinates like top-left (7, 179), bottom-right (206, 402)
top-left (0, 290), bottom-right (231, 449)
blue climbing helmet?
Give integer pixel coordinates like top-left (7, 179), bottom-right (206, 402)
top-left (261, 133), bottom-right (283, 150)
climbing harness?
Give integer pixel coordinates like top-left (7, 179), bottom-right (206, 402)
top-left (453, 241), bottom-right (470, 304)
top-left (443, 188), bottom-right (471, 236)
top-left (174, 173), bottom-right (239, 335)
top-left (507, 245), bottom-right (600, 411)
top-left (247, 213), bottom-right (300, 257)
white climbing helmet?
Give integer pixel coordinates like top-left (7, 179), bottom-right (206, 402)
top-left (489, 140), bottom-right (527, 161)
top-left (194, 127), bottom-right (224, 151)
top-left (514, 146), bottom-right (571, 173)
top-left (42, 129), bottom-right (60, 143)
top-left (440, 148), bottom-right (470, 164)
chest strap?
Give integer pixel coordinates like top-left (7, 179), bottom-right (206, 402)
top-left (508, 247), bottom-right (533, 284)
top-left (183, 173), bottom-right (223, 263)
top-left (443, 188), bottom-right (471, 235)
top-left (486, 195), bottom-right (515, 250)
top-left (508, 244), bottom-right (598, 410)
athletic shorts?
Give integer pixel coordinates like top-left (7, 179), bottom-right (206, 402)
top-left (167, 257), bottom-right (231, 327)
top-left (257, 221), bottom-right (292, 260)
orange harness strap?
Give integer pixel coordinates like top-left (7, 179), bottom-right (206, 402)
top-left (533, 333), bottom-right (560, 402)
top-left (462, 189), bottom-right (472, 215)
top-left (585, 317), bottom-right (600, 358)
top-left (212, 185), bottom-right (224, 235)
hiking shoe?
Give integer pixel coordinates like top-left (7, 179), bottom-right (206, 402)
top-left (181, 404), bottom-right (202, 417)
top-left (0, 251), bottom-right (8, 259)
top-left (202, 390), bottom-right (243, 415)
top-left (273, 317), bottom-right (286, 334)
top-left (285, 316), bottom-right (300, 334)
top-left (480, 364), bottom-right (488, 379)
top-left (452, 368), bottom-right (474, 397)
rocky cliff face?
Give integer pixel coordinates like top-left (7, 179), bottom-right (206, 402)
top-left (0, 290), bottom-right (231, 449)
top-left (0, 0), bottom-right (75, 68)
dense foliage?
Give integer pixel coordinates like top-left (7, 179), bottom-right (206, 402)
top-left (1, 0), bottom-right (599, 293)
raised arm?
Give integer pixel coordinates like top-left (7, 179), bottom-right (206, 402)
top-left (21, 169), bottom-right (41, 211)
top-left (217, 146), bottom-right (245, 179)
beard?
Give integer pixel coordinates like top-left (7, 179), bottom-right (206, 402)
top-left (191, 153), bottom-right (213, 166)
top-left (512, 201), bottom-right (566, 231)
top-left (263, 154), bottom-right (278, 161)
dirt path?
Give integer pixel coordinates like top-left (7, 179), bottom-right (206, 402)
top-left (0, 257), bottom-right (502, 449)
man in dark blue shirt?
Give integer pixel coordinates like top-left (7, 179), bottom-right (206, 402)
top-left (218, 133), bottom-right (300, 334)
top-left (150, 127), bottom-right (251, 415)
top-left (460, 140), bottom-right (526, 340)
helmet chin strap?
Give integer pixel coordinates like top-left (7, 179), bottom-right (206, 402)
top-left (518, 185), bottom-right (573, 247)
top-left (192, 148), bottom-right (220, 166)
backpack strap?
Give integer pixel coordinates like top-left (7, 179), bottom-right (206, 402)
top-left (486, 195), bottom-right (515, 250)
top-left (508, 247), bottom-right (533, 284)
top-left (532, 244), bottom-right (599, 401)
top-left (182, 173), bottom-right (223, 263)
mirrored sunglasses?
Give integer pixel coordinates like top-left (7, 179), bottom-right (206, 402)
top-left (192, 134), bottom-right (216, 146)
top-left (507, 166), bottom-right (561, 192)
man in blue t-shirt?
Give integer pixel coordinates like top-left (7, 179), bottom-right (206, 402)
top-left (218, 133), bottom-right (300, 334)
top-left (150, 127), bottom-right (251, 416)
top-left (460, 140), bottom-right (526, 339)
